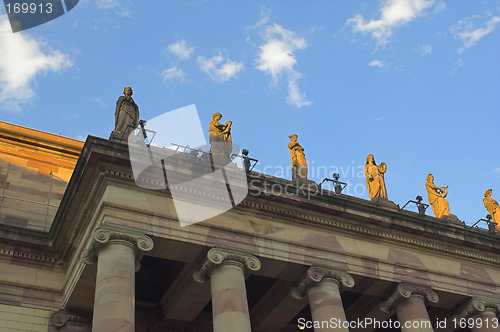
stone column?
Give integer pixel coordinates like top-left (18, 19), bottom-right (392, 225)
top-left (83, 226), bottom-right (154, 332)
top-left (193, 247), bottom-right (261, 332)
top-left (380, 284), bottom-right (438, 332)
top-left (454, 296), bottom-right (500, 332)
top-left (291, 267), bottom-right (355, 332)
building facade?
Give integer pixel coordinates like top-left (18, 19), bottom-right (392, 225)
top-left (0, 121), bottom-right (500, 332)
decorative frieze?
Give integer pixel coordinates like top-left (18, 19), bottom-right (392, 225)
top-left (102, 167), bottom-right (500, 266)
top-left (291, 267), bottom-right (354, 300)
top-left (380, 284), bottom-right (439, 314)
top-left (193, 247), bottom-right (261, 283)
top-left (239, 200), bottom-right (500, 265)
top-left (0, 248), bottom-right (60, 265)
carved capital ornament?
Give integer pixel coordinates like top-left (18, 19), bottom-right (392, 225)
top-left (193, 247), bottom-right (261, 283)
top-left (291, 267), bottom-right (355, 300)
top-left (454, 296), bottom-right (500, 320)
top-left (380, 284), bottom-right (439, 314)
top-left (50, 309), bottom-right (90, 328)
top-left (82, 225), bottom-right (154, 271)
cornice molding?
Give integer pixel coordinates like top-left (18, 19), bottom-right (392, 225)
top-left (240, 199), bottom-right (500, 265)
top-left (0, 248), bottom-right (60, 265)
top-left (99, 167), bottom-right (500, 266)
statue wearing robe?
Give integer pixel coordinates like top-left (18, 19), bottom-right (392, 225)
top-left (114, 87), bottom-right (139, 138)
top-left (288, 134), bottom-right (308, 181)
top-left (209, 112), bottom-right (232, 159)
top-left (426, 173), bottom-right (450, 218)
top-left (364, 154), bottom-right (388, 200)
top-left (483, 189), bottom-right (500, 232)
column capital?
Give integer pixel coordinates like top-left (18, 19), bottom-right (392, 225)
top-left (380, 284), bottom-right (439, 314)
top-left (50, 309), bottom-right (90, 328)
top-left (82, 225), bottom-right (154, 271)
top-left (454, 296), bottom-right (500, 320)
top-left (291, 266), bottom-right (354, 300)
top-left (193, 247), bottom-right (261, 283)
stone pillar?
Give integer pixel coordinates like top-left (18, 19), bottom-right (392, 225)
top-left (380, 284), bottom-right (438, 332)
top-left (454, 296), bottom-right (500, 332)
top-left (193, 247), bottom-right (261, 332)
top-left (83, 226), bottom-right (154, 332)
top-left (291, 267), bottom-right (355, 332)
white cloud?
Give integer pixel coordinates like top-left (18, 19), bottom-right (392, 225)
top-left (91, 96), bottom-right (106, 109)
top-left (491, 167), bottom-right (500, 178)
top-left (418, 44), bottom-right (432, 57)
top-left (197, 54), bottom-right (243, 83)
top-left (256, 23), bottom-right (306, 80)
top-left (346, 0), bottom-right (438, 48)
top-left (167, 40), bottom-right (194, 60)
top-left (161, 66), bottom-right (186, 83)
top-left (0, 16), bottom-right (73, 111)
top-left (247, 7), bottom-right (271, 31)
top-left (451, 58), bottom-right (464, 74)
top-left (95, 0), bottom-right (131, 18)
top-left (286, 71), bottom-right (311, 108)
top-left (368, 59), bottom-right (386, 68)
top-left (450, 15), bottom-right (500, 53)
top-left (255, 22), bottom-right (311, 108)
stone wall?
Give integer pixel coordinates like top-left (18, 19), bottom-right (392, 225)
top-left (0, 121), bottom-right (83, 231)
top-left (0, 303), bottom-right (51, 332)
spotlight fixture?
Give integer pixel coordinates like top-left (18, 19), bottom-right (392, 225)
top-left (242, 149), bottom-right (251, 172)
top-left (126, 119), bottom-right (156, 146)
top-left (318, 173), bottom-right (348, 194)
top-left (138, 120), bottom-right (148, 140)
top-left (398, 195), bottom-right (429, 217)
top-left (232, 149), bottom-right (258, 173)
top-left (469, 214), bottom-right (498, 234)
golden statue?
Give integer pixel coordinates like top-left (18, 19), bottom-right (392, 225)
top-left (364, 154), bottom-right (388, 200)
top-left (209, 112), bottom-right (232, 158)
top-left (288, 134), bottom-right (308, 181)
top-left (114, 87), bottom-right (139, 137)
top-left (483, 189), bottom-right (500, 232)
top-left (425, 173), bottom-right (450, 218)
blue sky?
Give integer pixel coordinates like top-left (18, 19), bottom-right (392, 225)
top-left (0, 0), bottom-right (499, 227)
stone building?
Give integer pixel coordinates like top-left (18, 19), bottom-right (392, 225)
top-left (0, 120), bottom-right (499, 332)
